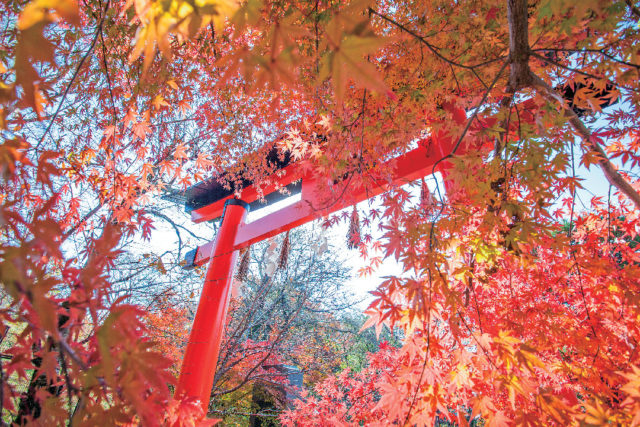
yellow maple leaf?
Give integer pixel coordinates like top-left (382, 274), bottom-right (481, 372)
top-left (129, 0), bottom-right (239, 69)
top-left (319, 34), bottom-right (392, 105)
top-left (18, 0), bottom-right (79, 30)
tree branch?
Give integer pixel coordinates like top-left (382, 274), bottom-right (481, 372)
top-left (99, 21), bottom-right (119, 123)
top-left (504, 0), bottom-right (640, 209)
top-left (531, 52), bottom-right (640, 94)
top-left (36, 0), bottom-right (110, 149)
top-left (533, 47), bottom-right (640, 71)
top-left (368, 8), bottom-right (505, 72)
top-left (507, 0), bottom-right (532, 90)
top-left (530, 73), bottom-right (640, 210)
top-left (429, 58), bottom-right (509, 190)
top-left (625, 0), bottom-right (640, 18)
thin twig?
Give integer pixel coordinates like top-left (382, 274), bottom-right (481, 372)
top-left (36, 0), bottom-right (111, 149)
top-left (402, 272), bottom-right (433, 425)
top-left (531, 52), bottom-right (640, 94)
top-left (99, 20), bottom-right (119, 123)
top-left (57, 338), bottom-right (87, 371)
top-left (533, 47), bottom-right (640, 70)
top-left (429, 58), bottom-right (509, 216)
top-left (58, 350), bottom-right (75, 425)
top-left (369, 9), bottom-right (505, 72)
top-left (0, 326), bottom-right (7, 422)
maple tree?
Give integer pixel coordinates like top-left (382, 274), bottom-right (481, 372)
top-left (1, 0), bottom-right (640, 423)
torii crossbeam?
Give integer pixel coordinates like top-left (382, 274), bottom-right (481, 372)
top-left (175, 137), bottom-right (458, 409)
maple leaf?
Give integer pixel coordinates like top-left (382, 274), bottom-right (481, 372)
top-left (316, 115), bottom-right (332, 130)
top-left (14, 22), bottom-right (55, 116)
top-left (123, 108), bottom-right (137, 128)
top-left (173, 144), bottom-right (189, 161)
top-left (132, 121), bottom-right (152, 141)
top-left (382, 227), bottom-right (403, 262)
top-left (195, 152), bottom-right (215, 169)
top-left (485, 411), bottom-right (512, 427)
top-left (319, 33), bottom-right (393, 104)
top-left (0, 139), bottom-right (32, 177)
top-left (374, 378), bottom-right (406, 421)
top-left (103, 125), bottom-right (117, 140)
top-left (129, 0), bottom-right (239, 69)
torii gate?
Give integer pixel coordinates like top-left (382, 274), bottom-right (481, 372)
top-left (172, 83), bottom-right (619, 410)
top-left (174, 134), bottom-right (459, 410)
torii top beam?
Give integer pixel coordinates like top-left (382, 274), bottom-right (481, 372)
top-left (185, 146), bottom-right (300, 221)
top-left (177, 130), bottom-right (459, 409)
top-left (183, 137), bottom-right (456, 268)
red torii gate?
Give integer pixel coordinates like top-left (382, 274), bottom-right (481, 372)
top-left (174, 133), bottom-right (460, 410)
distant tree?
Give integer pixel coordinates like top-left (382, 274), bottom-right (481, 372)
top-left (143, 225), bottom-right (363, 423)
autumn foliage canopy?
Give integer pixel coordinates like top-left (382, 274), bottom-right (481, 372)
top-left (1, 0), bottom-right (640, 424)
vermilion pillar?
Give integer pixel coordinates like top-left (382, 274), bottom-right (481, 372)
top-left (176, 199), bottom-right (249, 410)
